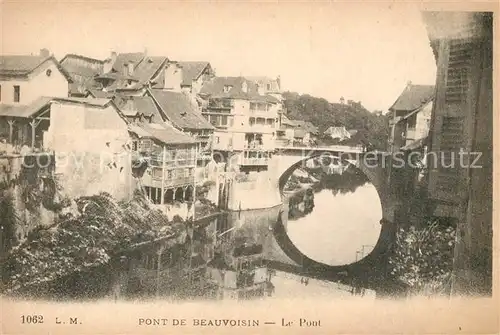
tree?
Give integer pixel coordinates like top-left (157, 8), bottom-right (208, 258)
top-left (282, 91), bottom-right (390, 150)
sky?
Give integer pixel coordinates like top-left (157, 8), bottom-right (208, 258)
top-left (1, 1), bottom-right (438, 112)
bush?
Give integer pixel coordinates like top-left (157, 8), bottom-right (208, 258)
top-left (388, 219), bottom-right (456, 296)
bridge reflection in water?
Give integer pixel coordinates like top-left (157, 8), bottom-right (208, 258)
top-left (122, 161), bottom-right (394, 300)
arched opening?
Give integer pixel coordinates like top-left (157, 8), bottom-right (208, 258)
top-left (279, 154), bottom-right (383, 266)
top-left (174, 187), bottom-right (184, 202)
top-left (164, 188), bottom-right (174, 204)
top-left (184, 185), bottom-right (194, 202)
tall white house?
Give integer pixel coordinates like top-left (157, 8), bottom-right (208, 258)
top-left (199, 76), bottom-right (282, 171)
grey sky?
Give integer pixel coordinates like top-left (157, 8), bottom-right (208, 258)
top-left (1, 2), bottom-right (437, 112)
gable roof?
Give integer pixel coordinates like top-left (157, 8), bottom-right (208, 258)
top-left (133, 56), bottom-right (168, 84)
top-left (60, 54), bottom-right (104, 95)
top-left (87, 89), bottom-right (116, 99)
top-left (0, 96), bottom-right (114, 118)
top-left (101, 53), bottom-right (168, 92)
top-left (112, 52), bottom-right (145, 72)
top-left (280, 114), bottom-right (298, 127)
top-left (178, 61), bottom-right (210, 86)
top-left (294, 120), bottom-right (319, 135)
top-left (149, 89), bottom-right (214, 131)
top-left (0, 55), bottom-right (73, 82)
top-left (200, 76), bottom-right (279, 103)
top-left (113, 95), bottom-right (163, 122)
top-left (128, 122), bottom-right (196, 145)
top-left (389, 83), bottom-right (435, 112)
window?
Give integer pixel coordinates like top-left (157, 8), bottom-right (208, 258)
top-left (13, 85), bottom-right (20, 102)
top-left (221, 115), bottom-right (228, 126)
top-left (0, 85), bottom-right (2, 102)
top-left (267, 83), bottom-right (271, 90)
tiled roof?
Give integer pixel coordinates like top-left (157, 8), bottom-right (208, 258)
top-left (128, 122), bottom-right (196, 145)
top-left (294, 120), bottom-right (319, 134)
top-left (245, 76), bottom-right (281, 92)
top-left (87, 90), bottom-right (116, 99)
top-left (199, 76), bottom-right (279, 103)
top-left (133, 56), bottom-right (168, 84)
top-left (60, 54), bottom-right (104, 65)
top-left (112, 52), bottom-right (145, 72)
top-left (150, 89), bottom-right (214, 131)
top-left (0, 55), bottom-right (47, 74)
top-left (60, 54), bottom-right (104, 95)
top-left (0, 55), bottom-right (73, 82)
top-left (178, 61), bottom-right (210, 86)
top-left (113, 95), bottom-right (163, 122)
top-left (389, 83), bottom-right (435, 112)
top-left (281, 114), bottom-right (298, 127)
top-left (0, 97), bottom-right (112, 118)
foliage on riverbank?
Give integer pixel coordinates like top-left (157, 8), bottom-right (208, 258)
top-left (1, 191), bottom-right (185, 294)
top-left (388, 219), bottom-right (456, 296)
top-left (283, 92), bottom-right (389, 150)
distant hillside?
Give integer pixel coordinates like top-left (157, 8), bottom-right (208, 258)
top-left (283, 92), bottom-right (390, 150)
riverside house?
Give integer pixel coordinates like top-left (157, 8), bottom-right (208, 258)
top-left (0, 50), bottom-right (73, 148)
top-left (387, 82), bottom-right (434, 152)
top-left (199, 76), bottom-right (281, 171)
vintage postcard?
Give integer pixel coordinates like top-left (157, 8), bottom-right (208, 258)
top-left (0, 1), bottom-right (497, 334)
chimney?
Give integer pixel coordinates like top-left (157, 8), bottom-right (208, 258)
top-left (128, 62), bottom-right (135, 76)
top-left (407, 80), bottom-right (412, 87)
top-left (103, 51), bottom-right (117, 73)
top-left (39, 48), bottom-right (50, 58)
top-left (276, 75), bottom-right (281, 91)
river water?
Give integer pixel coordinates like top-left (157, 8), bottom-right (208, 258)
top-left (121, 162), bottom-right (383, 301)
top-left (39, 163), bottom-right (382, 301)
top-left (286, 183), bottom-right (382, 266)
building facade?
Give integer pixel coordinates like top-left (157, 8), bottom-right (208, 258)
top-left (387, 82), bottom-right (434, 152)
top-left (422, 11), bottom-right (493, 295)
top-left (199, 77), bottom-right (281, 171)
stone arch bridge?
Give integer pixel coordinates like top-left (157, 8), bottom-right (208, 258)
top-left (263, 146), bottom-right (400, 291)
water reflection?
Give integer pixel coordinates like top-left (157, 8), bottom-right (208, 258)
top-left (284, 161), bottom-right (382, 266)
top-left (121, 200), bottom-right (376, 301)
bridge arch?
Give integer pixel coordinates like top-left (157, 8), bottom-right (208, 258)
top-left (268, 149), bottom-right (396, 289)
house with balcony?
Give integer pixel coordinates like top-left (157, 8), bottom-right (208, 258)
top-left (387, 82), bottom-right (434, 152)
top-left (0, 50), bottom-right (73, 149)
top-left (147, 89), bottom-right (215, 169)
top-left (198, 76), bottom-right (281, 172)
top-left (128, 122), bottom-right (198, 214)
